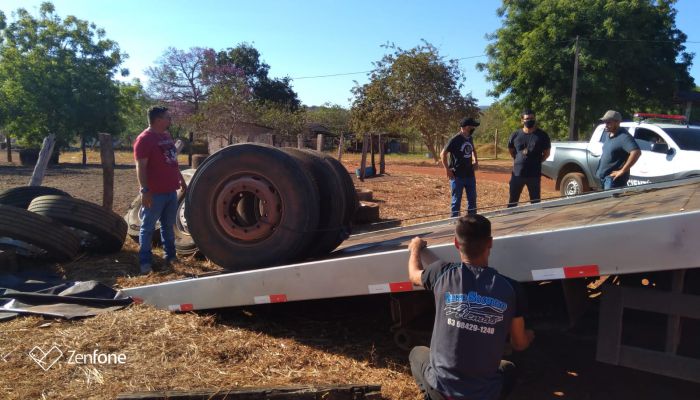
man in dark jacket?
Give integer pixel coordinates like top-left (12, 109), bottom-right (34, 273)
top-left (507, 109), bottom-right (551, 207)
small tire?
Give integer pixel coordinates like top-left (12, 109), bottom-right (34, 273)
top-left (174, 199), bottom-right (198, 256)
top-left (560, 172), bottom-right (590, 197)
top-left (28, 195), bottom-right (128, 253)
top-left (0, 204), bottom-right (81, 260)
top-left (282, 148), bottom-right (347, 258)
top-left (0, 186), bottom-right (71, 209)
top-left (186, 143), bottom-right (320, 271)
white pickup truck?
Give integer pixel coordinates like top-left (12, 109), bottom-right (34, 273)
top-left (542, 119), bottom-right (700, 196)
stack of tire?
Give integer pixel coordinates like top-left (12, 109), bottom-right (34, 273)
top-left (0, 186), bottom-right (128, 261)
top-left (123, 169), bottom-right (197, 256)
top-left (185, 144), bottom-right (358, 272)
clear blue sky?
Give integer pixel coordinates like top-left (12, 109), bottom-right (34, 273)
top-left (2, 0), bottom-right (700, 107)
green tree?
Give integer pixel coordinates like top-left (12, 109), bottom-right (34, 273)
top-left (350, 41), bottom-right (479, 161)
top-left (478, 0), bottom-right (695, 140)
top-left (306, 103), bottom-right (351, 136)
top-left (475, 101), bottom-right (520, 149)
top-left (0, 2), bottom-right (125, 160)
top-left (215, 43), bottom-right (300, 110)
top-left (117, 79), bottom-right (154, 145)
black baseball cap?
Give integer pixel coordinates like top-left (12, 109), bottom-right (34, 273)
top-left (460, 117), bottom-right (480, 127)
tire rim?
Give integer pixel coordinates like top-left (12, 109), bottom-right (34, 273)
top-left (564, 180), bottom-right (581, 196)
top-left (176, 201), bottom-right (189, 234)
top-left (214, 175), bottom-right (282, 242)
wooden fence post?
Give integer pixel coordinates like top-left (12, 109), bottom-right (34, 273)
top-left (188, 132), bottom-right (194, 166)
top-left (494, 129), bottom-right (498, 159)
top-left (5, 136), bottom-right (11, 163)
top-left (359, 134), bottom-right (369, 181)
top-left (297, 134), bottom-right (303, 149)
top-left (316, 134), bottom-right (323, 152)
top-left (28, 134), bottom-right (56, 186)
top-left (337, 133), bottom-right (344, 161)
top-left (379, 134), bottom-right (385, 175)
top-left (99, 133), bottom-right (115, 211)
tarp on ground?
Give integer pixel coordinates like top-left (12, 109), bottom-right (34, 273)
top-left (0, 272), bottom-right (133, 322)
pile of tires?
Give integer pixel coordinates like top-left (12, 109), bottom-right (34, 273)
top-left (123, 169), bottom-right (197, 256)
top-left (0, 186), bottom-right (127, 260)
top-left (185, 144), bottom-right (358, 271)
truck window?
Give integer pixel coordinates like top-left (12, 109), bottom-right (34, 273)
top-left (633, 128), bottom-right (665, 151)
top-left (663, 128), bottom-right (700, 151)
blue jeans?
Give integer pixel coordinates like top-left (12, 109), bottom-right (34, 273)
top-left (602, 175), bottom-right (628, 190)
top-left (508, 175), bottom-right (541, 207)
top-left (450, 176), bottom-right (477, 217)
top-left (139, 192), bottom-right (178, 265)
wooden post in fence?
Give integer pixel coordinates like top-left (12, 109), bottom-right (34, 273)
top-left (98, 133), bottom-right (115, 211)
top-left (316, 134), bottom-right (323, 152)
top-left (5, 136), bottom-right (11, 163)
top-left (379, 134), bottom-right (385, 175)
top-left (337, 133), bottom-right (344, 161)
top-left (359, 134), bottom-right (369, 181)
top-left (297, 134), bottom-right (303, 149)
top-left (370, 134), bottom-right (376, 174)
top-left (494, 129), bottom-right (498, 159)
top-left (28, 134), bottom-right (56, 186)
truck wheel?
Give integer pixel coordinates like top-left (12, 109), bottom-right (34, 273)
top-left (0, 204), bottom-right (81, 260)
top-left (560, 172), bottom-right (590, 197)
top-left (319, 154), bottom-right (359, 236)
top-left (0, 186), bottom-right (71, 209)
top-left (282, 148), bottom-right (347, 258)
top-left (174, 199), bottom-right (197, 256)
top-left (185, 143), bottom-right (320, 271)
top-left (28, 195), bottom-right (128, 253)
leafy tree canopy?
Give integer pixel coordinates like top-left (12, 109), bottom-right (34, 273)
top-left (350, 41), bottom-right (479, 161)
top-left (0, 2), bottom-right (126, 148)
top-left (478, 0), bottom-right (695, 139)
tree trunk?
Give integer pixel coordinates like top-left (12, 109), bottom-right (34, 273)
top-left (5, 135), bottom-right (11, 163)
top-left (420, 130), bottom-right (440, 163)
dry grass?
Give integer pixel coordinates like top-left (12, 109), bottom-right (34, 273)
top-left (0, 304), bottom-right (418, 399)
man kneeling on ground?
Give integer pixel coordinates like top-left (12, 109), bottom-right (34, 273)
top-left (407, 215), bottom-right (534, 400)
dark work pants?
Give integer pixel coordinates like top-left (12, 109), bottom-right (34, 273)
top-left (507, 175), bottom-right (541, 207)
top-left (409, 346), bottom-right (516, 400)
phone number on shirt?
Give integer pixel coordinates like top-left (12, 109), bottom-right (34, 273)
top-left (447, 318), bottom-right (495, 335)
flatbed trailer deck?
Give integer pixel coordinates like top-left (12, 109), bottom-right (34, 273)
top-left (119, 178), bottom-right (700, 311)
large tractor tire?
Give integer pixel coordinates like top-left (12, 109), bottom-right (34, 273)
top-left (319, 154), bottom-right (359, 236)
top-left (185, 143), bottom-right (320, 271)
top-left (28, 195), bottom-right (128, 253)
top-left (0, 204), bottom-right (80, 260)
top-left (0, 186), bottom-right (71, 209)
top-left (282, 148), bottom-right (347, 258)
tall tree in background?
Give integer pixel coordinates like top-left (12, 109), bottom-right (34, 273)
top-left (351, 41), bottom-right (479, 161)
top-left (478, 0), bottom-right (694, 139)
top-left (215, 43), bottom-right (300, 111)
top-left (0, 2), bottom-right (125, 161)
top-left (146, 47), bottom-right (210, 113)
top-left (117, 79), bottom-right (154, 144)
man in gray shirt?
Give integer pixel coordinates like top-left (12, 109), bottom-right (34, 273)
top-left (596, 110), bottom-right (641, 190)
top-left (407, 215), bottom-right (534, 400)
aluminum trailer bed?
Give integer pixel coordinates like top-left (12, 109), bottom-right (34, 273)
top-left (119, 178), bottom-right (700, 312)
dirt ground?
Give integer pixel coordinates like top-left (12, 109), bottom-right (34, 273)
top-left (0, 150), bottom-right (698, 399)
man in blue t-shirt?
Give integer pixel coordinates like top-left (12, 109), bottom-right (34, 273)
top-left (441, 117), bottom-right (481, 217)
top-left (595, 110), bottom-right (641, 190)
top-left (407, 215), bottom-right (534, 400)
top-left (507, 109), bottom-right (551, 207)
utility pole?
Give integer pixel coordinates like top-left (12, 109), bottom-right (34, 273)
top-left (568, 36), bottom-right (580, 141)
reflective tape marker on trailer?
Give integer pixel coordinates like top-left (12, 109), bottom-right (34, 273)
top-left (254, 294), bottom-right (288, 304)
top-left (368, 281), bottom-right (415, 294)
top-left (531, 265), bottom-right (600, 281)
top-left (167, 303), bottom-right (194, 312)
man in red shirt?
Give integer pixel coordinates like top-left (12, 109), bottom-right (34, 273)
top-left (133, 106), bottom-right (187, 273)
